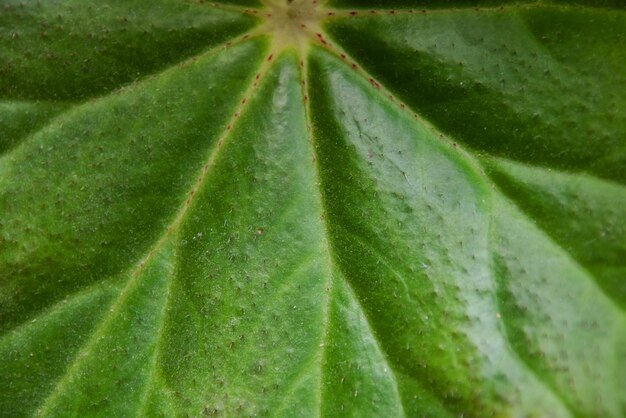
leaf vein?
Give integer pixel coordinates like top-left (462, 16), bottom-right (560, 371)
top-left (298, 49), bottom-right (407, 418)
top-left (33, 39), bottom-right (276, 417)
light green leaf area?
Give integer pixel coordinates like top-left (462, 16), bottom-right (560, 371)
top-left (0, 1), bottom-right (624, 417)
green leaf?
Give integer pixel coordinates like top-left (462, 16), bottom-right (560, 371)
top-left (1, 1), bottom-right (624, 417)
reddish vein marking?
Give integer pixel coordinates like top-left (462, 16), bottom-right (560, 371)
top-left (320, 3), bottom-right (532, 18)
top-left (306, 28), bottom-right (424, 123)
top-left (205, 2), bottom-right (263, 16)
top-left (32, 40), bottom-right (277, 418)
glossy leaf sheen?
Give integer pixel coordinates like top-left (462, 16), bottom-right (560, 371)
top-left (0, 1), bottom-right (624, 417)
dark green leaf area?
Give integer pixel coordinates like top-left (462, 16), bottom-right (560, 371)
top-left (326, 7), bottom-right (626, 184)
top-left (0, 0), bottom-right (259, 100)
top-left (0, 39), bottom-right (269, 334)
top-left (490, 193), bottom-right (626, 418)
top-left (484, 158), bottom-right (626, 309)
top-left (0, 281), bottom-right (122, 417)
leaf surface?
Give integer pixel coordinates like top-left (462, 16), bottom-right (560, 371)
top-left (1, 1), bottom-right (624, 417)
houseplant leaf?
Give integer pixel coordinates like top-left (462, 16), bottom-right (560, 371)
top-left (1, 0), bottom-right (624, 416)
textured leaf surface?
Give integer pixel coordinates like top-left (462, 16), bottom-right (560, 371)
top-left (0, 1), bottom-right (624, 417)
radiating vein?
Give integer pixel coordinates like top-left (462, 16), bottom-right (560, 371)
top-left (0, 31), bottom-right (260, 165)
top-left (0, 276), bottom-right (123, 343)
top-left (321, 1), bottom-right (623, 14)
top-left (33, 40), bottom-right (277, 417)
top-left (313, 24), bottom-right (626, 319)
top-left (302, 41), bottom-right (600, 413)
top-left (0, 33), bottom-right (270, 343)
top-left (482, 156), bottom-right (626, 315)
top-left (492, 187), bottom-right (626, 319)
top-left (336, 274), bottom-right (408, 418)
top-left (299, 49), bottom-right (407, 418)
top-left (306, 26), bottom-right (489, 178)
top-left (489, 191), bottom-right (626, 416)
top-left (204, 1), bottom-right (264, 14)
top-left (134, 237), bottom-right (178, 417)
top-left (321, 9), bottom-right (626, 183)
top-left (485, 195), bottom-right (577, 418)
top-left (297, 50), bottom-right (335, 418)
top-left (484, 156), bottom-right (626, 192)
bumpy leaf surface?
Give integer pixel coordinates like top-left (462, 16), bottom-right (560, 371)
top-left (1, 0), bottom-right (625, 417)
